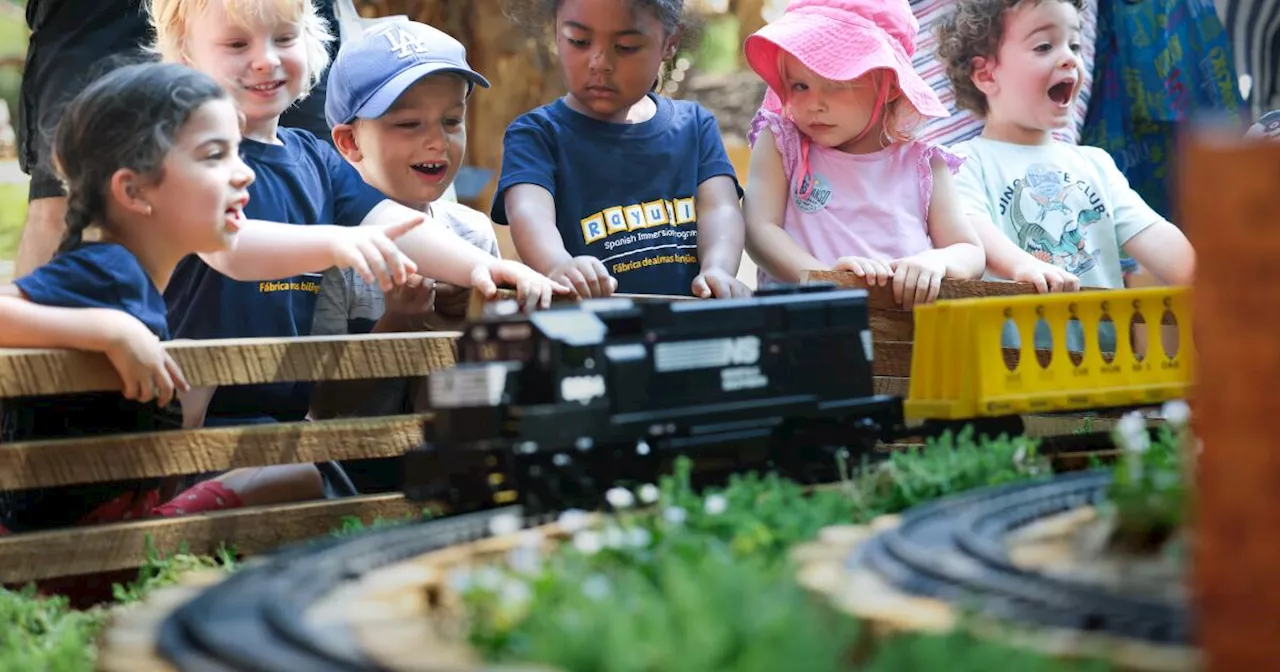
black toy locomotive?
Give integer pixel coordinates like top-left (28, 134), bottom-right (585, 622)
top-left (404, 283), bottom-right (913, 515)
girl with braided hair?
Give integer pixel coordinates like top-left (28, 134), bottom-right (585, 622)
top-left (0, 62), bottom-right (339, 537)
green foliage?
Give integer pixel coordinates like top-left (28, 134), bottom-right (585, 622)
top-left (110, 535), bottom-right (239, 604)
top-left (1106, 415), bottom-right (1190, 550)
top-left (0, 181), bottom-right (27, 264)
top-left (0, 586), bottom-right (104, 672)
top-left (459, 429), bottom-right (1073, 672)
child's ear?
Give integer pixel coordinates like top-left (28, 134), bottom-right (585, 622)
top-left (971, 56), bottom-right (998, 96)
top-left (662, 27), bottom-right (683, 61)
top-left (109, 168), bottom-right (154, 218)
top-left (331, 124), bottom-right (363, 163)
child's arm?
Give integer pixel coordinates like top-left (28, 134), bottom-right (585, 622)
top-left (1120, 221), bottom-right (1195, 286)
top-left (0, 287), bottom-right (189, 406)
top-left (1095, 147), bottom-right (1195, 287)
top-left (889, 156), bottom-right (986, 309)
top-left (505, 184), bottom-right (617, 298)
top-left (742, 128), bottom-right (829, 284)
top-left (692, 175), bottom-right (752, 298)
top-left (949, 150), bottom-right (1080, 293)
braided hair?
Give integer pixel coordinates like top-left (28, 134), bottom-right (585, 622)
top-left (52, 62), bottom-right (228, 254)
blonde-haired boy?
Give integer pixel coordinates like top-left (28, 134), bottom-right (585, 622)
top-left (144, 0), bottom-right (564, 428)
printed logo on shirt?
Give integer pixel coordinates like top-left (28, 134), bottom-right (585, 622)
top-left (579, 196), bottom-right (697, 245)
top-left (259, 273), bottom-right (324, 295)
top-left (999, 164), bottom-right (1106, 278)
top-left (793, 172), bottom-right (832, 213)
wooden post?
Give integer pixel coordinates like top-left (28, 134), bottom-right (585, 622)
top-left (1183, 129), bottom-right (1280, 669)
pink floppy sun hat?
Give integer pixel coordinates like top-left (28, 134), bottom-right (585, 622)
top-left (744, 0), bottom-right (949, 120)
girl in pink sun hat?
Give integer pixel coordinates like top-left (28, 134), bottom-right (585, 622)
top-left (741, 0), bottom-right (994, 308)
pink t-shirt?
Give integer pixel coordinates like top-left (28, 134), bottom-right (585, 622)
top-left (749, 109), bottom-right (965, 287)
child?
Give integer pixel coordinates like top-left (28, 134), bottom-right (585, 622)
top-left (308, 21), bottom-right (501, 492)
top-left (936, 0), bottom-right (1194, 295)
top-left (145, 0), bottom-right (567, 428)
top-left (491, 0), bottom-right (751, 300)
top-left (741, 0), bottom-right (1070, 310)
top-left (0, 63), bottom-right (327, 534)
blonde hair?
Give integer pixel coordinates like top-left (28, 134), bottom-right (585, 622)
top-left (775, 52), bottom-right (924, 145)
top-left (146, 0), bottom-right (334, 100)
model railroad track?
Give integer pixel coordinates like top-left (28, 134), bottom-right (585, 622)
top-left (851, 470), bottom-right (1192, 645)
top-left (155, 506), bottom-right (543, 672)
top-left (148, 433), bottom-right (1160, 672)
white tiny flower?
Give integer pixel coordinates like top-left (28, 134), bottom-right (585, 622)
top-left (488, 512), bottom-right (522, 537)
top-left (663, 506), bottom-right (687, 526)
top-left (704, 494), bottom-right (728, 516)
top-left (601, 524), bottom-right (628, 549)
top-left (605, 487), bottom-right (636, 510)
top-left (474, 566), bottom-right (504, 591)
top-left (1116, 411), bottom-right (1149, 454)
top-left (1161, 399), bottom-right (1191, 430)
top-left (498, 577), bottom-right (533, 608)
top-left (573, 530), bottom-right (602, 555)
top-left (627, 526), bottom-right (652, 548)
top-left (447, 567), bottom-right (474, 593)
top-left (506, 532), bottom-right (543, 575)
top-left (638, 483), bottom-right (660, 504)
top-left (557, 508), bottom-right (591, 534)
top-left (582, 574), bottom-right (611, 601)
top-left (1013, 446), bottom-right (1027, 466)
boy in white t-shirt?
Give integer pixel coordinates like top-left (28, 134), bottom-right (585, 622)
top-left (936, 0), bottom-right (1195, 293)
top-left (307, 21), bottom-right (500, 490)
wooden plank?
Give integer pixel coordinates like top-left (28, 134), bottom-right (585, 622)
top-left (0, 414), bottom-right (431, 490)
top-left (801, 271), bottom-right (1108, 311)
top-left (1183, 130), bottom-right (1280, 671)
top-left (0, 494), bottom-right (425, 584)
top-left (870, 309), bottom-right (914, 342)
top-left (0, 332), bottom-right (458, 399)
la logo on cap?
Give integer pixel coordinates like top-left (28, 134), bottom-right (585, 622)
top-left (376, 24), bottom-right (430, 59)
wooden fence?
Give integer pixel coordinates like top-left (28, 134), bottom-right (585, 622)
top-left (0, 275), bottom-right (1094, 585)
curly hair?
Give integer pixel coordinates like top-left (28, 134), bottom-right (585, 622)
top-left (935, 0), bottom-right (1085, 117)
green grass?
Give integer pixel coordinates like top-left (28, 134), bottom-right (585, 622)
top-left (0, 181), bottom-right (26, 263)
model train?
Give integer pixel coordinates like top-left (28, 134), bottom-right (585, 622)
top-left (402, 282), bottom-right (1192, 516)
top-left (403, 283), bottom-right (920, 514)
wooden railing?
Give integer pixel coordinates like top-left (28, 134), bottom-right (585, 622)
top-left (0, 276), bottom-right (1073, 585)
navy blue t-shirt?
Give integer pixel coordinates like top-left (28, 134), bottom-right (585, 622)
top-left (491, 93), bottom-right (741, 296)
top-left (1, 242), bottom-right (179, 532)
top-left (164, 127), bottom-right (386, 422)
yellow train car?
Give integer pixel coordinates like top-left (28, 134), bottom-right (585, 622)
top-left (904, 287), bottom-right (1194, 421)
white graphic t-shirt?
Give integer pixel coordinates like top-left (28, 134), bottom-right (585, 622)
top-left (949, 137), bottom-right (1164, 290)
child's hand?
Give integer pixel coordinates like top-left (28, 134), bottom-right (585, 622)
top-left (100, 311), bottom-right (190, 407)
top-left (384, 273), bottom-right (437, 320)
top-left (331, 215), bottom-right (424, 292)
top-left (471, 261), bottom-right (573, 313)
top-left (833, 256), bottom-right (894, 287)
top-left (1011, 259), bottom-right (1080, 293)
top-left (692, 268), bottom-right (752, 299)
top-left (549, 256), bottom-right (618, 299)
top-left (889, 253), bottom-right (948, 310)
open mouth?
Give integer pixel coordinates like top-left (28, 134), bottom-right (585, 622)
top-left (412, 162), bottom-right (448, 177)
top-left (1048, 80), bottom-right (1076, 106)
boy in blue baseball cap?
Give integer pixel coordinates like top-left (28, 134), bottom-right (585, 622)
top-left (310, 20), bottom-right (501, 486)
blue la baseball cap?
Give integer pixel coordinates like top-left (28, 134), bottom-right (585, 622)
top-left (325, 20), bottom-right (491, 128)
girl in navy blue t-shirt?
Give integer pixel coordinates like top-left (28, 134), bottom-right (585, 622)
top-left (493, 0), bottom-right (753, 300)
top-left (0, 63), bottom-right (337, 534)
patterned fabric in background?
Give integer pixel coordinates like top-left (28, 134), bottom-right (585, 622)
top-left (1082, 0), bottom-right (1245, 224)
